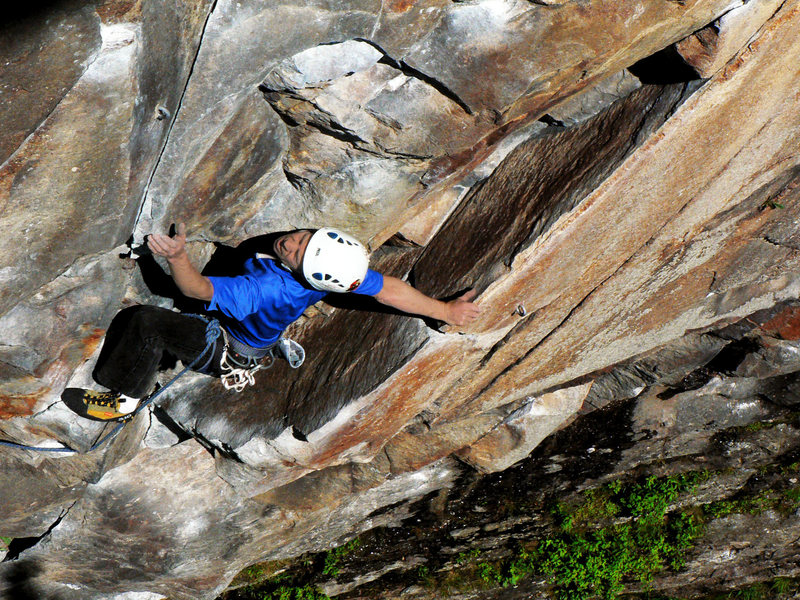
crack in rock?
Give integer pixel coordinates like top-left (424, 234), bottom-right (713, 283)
top-left (261, 38), bottom-right (473, 156)
top-left (131, 0), bottom-right (219, 236)
top-left (3, 500), bottom-right (77, 562)
top-left (369, 47), bottom-right (473, 116)
top-left (762, 235), bottom-right (800, 251)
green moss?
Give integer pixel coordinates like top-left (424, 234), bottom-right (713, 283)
top-left (743, 422), bottom-right (773, 433)
top-left (475, 561), bottom-right (504, 585)
top-left (455, 548), bottom-right (482, 565)
top-left (782, 486), bottom-right (800, 505)
top-left (762, 200), bottom-right (785, 210)
top-left (254, 584), bottom-right (330, 600)
top-left (0, 537), bottom-right (11, 551)
top-left (227, 465), bottom-right (800, 600)
top-left (243, 565), bottom-right (269, 581)
top-left (702, 492), bottom-right (772, 519)
top-left (224, 538), bottom-right (361, 599)
top-left (701, 481), bottom-right (800, 520)
top-left (416, 565), bottom-right (433, 585)
top-left (229, 560), bottom-right (296, 587)
top-left (533, 473), bottom-right (707, 598)
top-left (724, 577), bottom-right (800, 600)
top-left (322, 537), bottom-right (361, 577)
top-left (416, 472), bottom-right (709, 600)
top-left (733, 583), bottom-right (769, 599)
top-left (228, 572), bottom-right (331, 600)
top-left (771, 577), bottom-right (792, 595)
top-left (625, 576), bottom-right (800, 600)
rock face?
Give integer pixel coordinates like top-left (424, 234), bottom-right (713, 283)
top-left (1, 0), bottom-right (799, 598)
top-left (219, 302), bottom-right (800, 600)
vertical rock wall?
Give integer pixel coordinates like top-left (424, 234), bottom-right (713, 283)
top-left (218, 302), bottom-right (800, 600)
top-left (1, 0), bottom-right (799, 598)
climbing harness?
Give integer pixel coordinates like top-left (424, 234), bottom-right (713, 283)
top-left (0, 315), bottom-right (308, 453)
top-left (0, 315), bottom-right (222, 455)
top-left (218, 333), bottom-right (305, 391)
top-left (219, 351), bottom-right (264, 392)
top-left (219, 328), bottom-right (274, 392)
top-left (218, 329), bottom-right (305, 392)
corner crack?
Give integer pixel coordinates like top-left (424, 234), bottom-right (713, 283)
top-left (131, 0), bottom-right (220, 236)
top-left (762, 235), bottom-right (800, 251)
top-left (355, 38), bottom-right (473, 116)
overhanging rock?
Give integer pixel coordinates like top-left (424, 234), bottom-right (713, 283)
top-left (1, 0), bottom-right (800, 598)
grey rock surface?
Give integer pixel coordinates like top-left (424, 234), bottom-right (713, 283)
top-left (1, 0), bottom-right (799, 599)
top-left (0, 0), bottom-right (212, 316)
top-left (247, 305), bottom-right (800, 600)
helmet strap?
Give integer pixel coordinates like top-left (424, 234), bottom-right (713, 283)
top-left (257, 251), bottom-right (297, 274)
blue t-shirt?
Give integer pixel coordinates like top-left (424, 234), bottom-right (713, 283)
top-left (207, 257), bottom-right (383, 348)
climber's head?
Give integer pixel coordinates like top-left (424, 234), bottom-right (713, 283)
top-left (273, 227), bottom-right (369, 292)
top-left (273, 230), bottom-right (312, 272)
top-left (301, 228), bottom-right (370, 292)
top-left (273, 228), bottom-right (369, 293)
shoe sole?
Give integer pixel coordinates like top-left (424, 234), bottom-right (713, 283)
top-left (61, 388), bottom-right (132, 422)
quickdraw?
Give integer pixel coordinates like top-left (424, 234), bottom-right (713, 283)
top-left (219, 328), bottom-right (275, 392)
top-left (0, 317), bottom-right (307, 452)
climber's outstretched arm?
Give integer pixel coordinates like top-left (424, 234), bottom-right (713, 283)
top-left (147, 223), bottom-right (214, 302)
top-left (374, 275), bottom-right (481, 326)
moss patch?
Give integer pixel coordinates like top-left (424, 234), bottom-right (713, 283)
top-left (427, 472), bottom-right (709, 599)
top-left (222, 538), bottom-right (362, 600)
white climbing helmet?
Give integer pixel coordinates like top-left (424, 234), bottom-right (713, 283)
top-left (302, 228), bottom-right (369, 293)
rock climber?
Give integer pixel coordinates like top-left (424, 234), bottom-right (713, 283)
top-left (62, 223), bottom-right (481, 421)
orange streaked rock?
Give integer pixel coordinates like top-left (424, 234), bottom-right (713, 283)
top-left (676, 0), bottom-right (784, 78)
top-left (436, 0), bottom-right (800, 420)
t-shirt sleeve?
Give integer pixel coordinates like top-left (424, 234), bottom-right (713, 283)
top-left (350, 269), bottom-right (383, 296)
top-left (206, 275), bottom-right (262, 320)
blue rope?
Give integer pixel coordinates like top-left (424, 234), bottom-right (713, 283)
top-left (0, 317), bottom-right (221, 455)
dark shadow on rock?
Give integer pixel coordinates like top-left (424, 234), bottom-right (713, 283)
top-left (322, 289), bottom-right (397, 315)
top-left (322, 292), bottom-right (448, 333)
top-left (203, 233), bottom-right (282, 277)
top-left (3, 539), bottom-right (39, 564)
top-left (758, 372), bottom-right (800, 408)
top-left (130, 231), bottom-right (296, 311)
top-left (135, 253), bottom-right (179, 298)
top-left (628, 44), bottom-right (702, 84)
top-left (410, 83), bottom-right (699, 301)
top-left (202, 231), bottom-right (311, 278)
top-left (151, 405), bottom-right (193, 443)
top-left (0, 558), bottom-right (59, 600)
top-left (134, 253), bottom-right (206, 314)
top-left (0, 0), bottom-right (82, 31)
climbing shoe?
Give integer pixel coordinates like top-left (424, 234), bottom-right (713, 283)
top-left (61, 388), bottom-right (136, 422)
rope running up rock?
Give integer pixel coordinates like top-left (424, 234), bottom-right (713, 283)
top-left (0, 316), bottom-right (222, 455)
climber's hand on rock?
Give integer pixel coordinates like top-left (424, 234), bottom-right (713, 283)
top-left (147, 223), bottom-right (210, 299)
top-left (444, 289), bottom-right (481, 326)
top-left (147, 223), bottom-right (187, 261)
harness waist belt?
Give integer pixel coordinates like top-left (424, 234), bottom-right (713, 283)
top-left (225, 330), bottom-right (275, 359)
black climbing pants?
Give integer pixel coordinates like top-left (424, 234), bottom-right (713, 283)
top-left (93, 305), bottom-right (223, 398)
